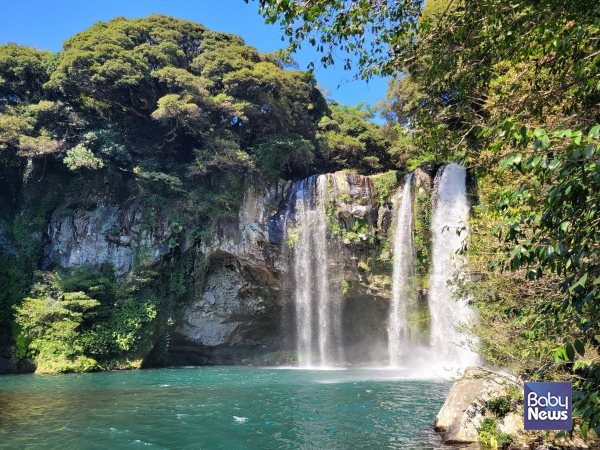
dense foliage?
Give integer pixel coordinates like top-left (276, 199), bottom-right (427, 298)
top-left (252, 0), bottom-right (600, 438)
top-left (246, 0), bottom-right (422, 77)
top-left (1, 15), bottom-right (327, 173)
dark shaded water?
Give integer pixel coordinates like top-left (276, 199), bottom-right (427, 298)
top-left (0, 367), bottom-right (457, 449)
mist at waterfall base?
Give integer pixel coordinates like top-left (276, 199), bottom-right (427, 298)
top-left (285, 165), bottom-right (479, 376)
top-left (0, 367), bottom-right (457, 449)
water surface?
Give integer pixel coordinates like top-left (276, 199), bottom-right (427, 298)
top-left (0, 366), bottom-right (457, 449)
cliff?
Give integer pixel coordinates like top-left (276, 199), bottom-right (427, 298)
top-left (0, 162), bottom-right (441, 373)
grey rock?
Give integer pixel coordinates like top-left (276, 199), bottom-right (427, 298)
top-left (204, 291), bottom-right (216, 305)
top-left (175, 183), bottom-right (284, 347)
top-left (49, 201), bottom-right (175, 276)
top-left (0, 357), bottom-right (36, 374)
top-left (413, 163), bottom-right (437, 194)
top-left (50, 204), bottom-right (133, 275)
top-left (378, 205), bottom-right (393, 232)
top-left (435, 366), bottom-right (523, 444)
top-left (175, 264), bottom-right (264, 346)
top-left (0, 333), bottom-right (36, 374)
top-left (331, 172), bottom-right (378, 220)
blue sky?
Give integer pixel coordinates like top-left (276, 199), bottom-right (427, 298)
top-left (0, 0), bottom-right (389, 117)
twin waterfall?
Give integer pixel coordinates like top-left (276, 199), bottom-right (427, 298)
top-left (287, 165), bottom-right (477, 369)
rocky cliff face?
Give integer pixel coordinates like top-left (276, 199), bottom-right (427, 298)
top-left (168, 182), bottom-right (290, 364)
top-left (0, 164), bottom-right (443, 371)
top-left (77, 170), bottom-right (433, 365)
top-left (168, 170), bottom-right (402, 364)
top-left (49, 199), bottom-right (192, 276)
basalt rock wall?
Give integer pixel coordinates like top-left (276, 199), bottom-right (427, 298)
top-left (0, 163), bottom-right (445, 371)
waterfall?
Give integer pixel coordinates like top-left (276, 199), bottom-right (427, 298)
top-left (291, 176), bottom-right (314, 366)
top-left (388, 173), bottom-right (416, 367)
top-left (428, 164), bottom-right (479, 368)
top-left (289, 175), bottom-right (343, 367)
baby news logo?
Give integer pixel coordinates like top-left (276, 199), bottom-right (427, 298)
top-left (524, 382), bottom-right (572, 430)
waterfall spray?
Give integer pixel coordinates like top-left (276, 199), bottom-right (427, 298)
top-left (388, 173), bottom-right (417, 367)
top-left (428, 164), bottom-right (479, 368)
top-left (289, 175), bottom-right (343, 367)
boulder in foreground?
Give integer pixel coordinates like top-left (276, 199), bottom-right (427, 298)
top-left (434, 366), bottom-right (523, 445)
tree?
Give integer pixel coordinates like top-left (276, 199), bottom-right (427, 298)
top-left (245, 0), bottom-right (422, 78)
top-left (0, 43), bottom-right (52, 104)
top-left (252, 133), bottom-right (314, 181)
top-left (1, 15), bottom-right (340, 374)
top-left (0, 15), bottom-right (330, 179)
top-left (316, 102), bottom-right (394, 174)
top-left (15, 282), bottom-right (101, 373)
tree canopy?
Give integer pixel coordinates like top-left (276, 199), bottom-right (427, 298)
top-left (246, 0), bottom-right (422, 77)
top-left (0, 14), bottom-right (403, 180)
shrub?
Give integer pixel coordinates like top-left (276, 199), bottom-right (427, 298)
top-left (487, 396), bottom-right (512, 418)
top-left (478, 417), bottom-right (513, 449)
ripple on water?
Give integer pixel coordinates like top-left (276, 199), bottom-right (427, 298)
top-left (0, 366), bottom-right (464, 449)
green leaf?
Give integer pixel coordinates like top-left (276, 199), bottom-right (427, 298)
top-left (570, 273), bottom-right (588, 293)
top-left (589, 125), bottom-right (600, 139)
top-left (581, 422), bottom-right (588, 440)
top-left (574, 339), bottom-right (585, 357)
top-left (541, 135), bottom-right (551, 149)
top-left (566, 343), bottom-right (575, 361)
top-left (531, 155), bottom-right (542, 168)
top-left (556, 129), bottom-right (572, 138)
top-left (513, 153), bottom-right (522, 164)
top-left (583, 289), bottom-right (596, 303)
top-left (583, 143), bottom-right (595, 158)
top-left (554, 347), bottom-right (567, 363)
top-left (500, 155), bottom-right (514, 171)
top-left (549, 159), bottom-right (560, 170)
